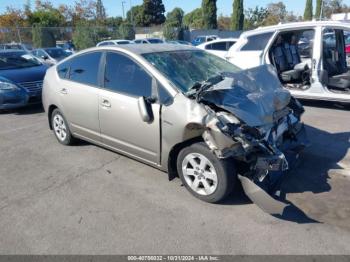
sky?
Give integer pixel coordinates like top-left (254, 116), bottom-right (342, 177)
top-left (1, 0), bottom-right (349, 18)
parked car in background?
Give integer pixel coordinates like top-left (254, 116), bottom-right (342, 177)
top-left (165, 40), bottom-right (192, 46)
top-left (96, 39), bottom-right (133, 47)
top-left (43, 44), bottom-right (307, 209)
top-left (0, 50), bottom-right (48, 110)
top-left (133, 38), bottom-right (164, 44)
top-left (191, 35), bottom-right (219, 46)
top-left (31, 47), bottom-right (72, 65)
top-left (0, 42), bottom-right (33, 52)
top-left (197, 38), bottom-right (238, 59)
top-left (227, 21), bottom-right (350, 104)
top-left (56, 41), bottom-right (75, 52)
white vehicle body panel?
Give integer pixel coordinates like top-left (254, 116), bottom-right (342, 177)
top-left (227, 21), bottom-right (350, 103)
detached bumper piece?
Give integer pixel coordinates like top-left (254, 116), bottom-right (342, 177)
top-left (240, 123), bottom-right (309, 215)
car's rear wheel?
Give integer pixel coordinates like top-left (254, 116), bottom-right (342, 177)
top-left (177, 142), bottom-right (236, 203)
top-left (51, 108), bottom-right (74, 145)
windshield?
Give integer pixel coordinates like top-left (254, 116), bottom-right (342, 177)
top-left (143, 50), bottom-right (240, 92)
top-left (45, 48), bottom-right (69, 59)
top-left (0, 51), bottom-right (41, 70)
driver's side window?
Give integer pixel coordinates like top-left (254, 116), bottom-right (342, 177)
top-left (104, 52), bottom-right (152, 98)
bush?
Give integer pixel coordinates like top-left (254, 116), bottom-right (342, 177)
top-left (32, 24), bottom-right (56, 48)
top-left (163, 24), bottom-right (183, 40)
top-left (72, 23), bottom-right (98, 50)
top-left (118, 23), bottom-right (135, 40)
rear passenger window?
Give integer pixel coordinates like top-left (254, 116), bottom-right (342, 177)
top-left (227, 41), bottom-right (236, 49)
top-left (68, 52), bottom-right (102, 86)
top-left (206, 42), bottom-right (227, 51)
top-left (241, 32), bottom-right (273, 51)
top-left (104, 52), bottom-right (152, 97)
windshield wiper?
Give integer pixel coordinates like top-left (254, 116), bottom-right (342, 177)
top-left (187, 73), bottom-right (225, 100)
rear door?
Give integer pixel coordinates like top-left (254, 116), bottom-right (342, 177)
top-left (98, 51), bottom-right (160, 164)
top-left (57, 51), bottom-right (103, 141)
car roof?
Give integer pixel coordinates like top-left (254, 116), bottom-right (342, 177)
top-left (241, 21), bottom-right (350, 38)
top-left (93, 43), bottom-right (197, 54)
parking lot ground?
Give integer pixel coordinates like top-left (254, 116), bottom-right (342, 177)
top-left (0, 102), bottom-right (349, 254)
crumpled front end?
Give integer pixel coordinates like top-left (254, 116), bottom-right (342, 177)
top-left (198, 65), bottom-right (309, 214)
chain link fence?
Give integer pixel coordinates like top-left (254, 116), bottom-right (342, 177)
top-left (0, 26), bottom-right (241, 51)
top-left (0, 25), bottom-right (166, 50)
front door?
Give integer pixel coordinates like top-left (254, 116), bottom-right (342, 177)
top-left (98, 51), bottom-right (160, 164)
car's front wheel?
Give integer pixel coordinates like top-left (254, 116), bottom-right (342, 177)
top-left (51, 108), bottom-right (74, 145)
top-left (177, 142), bottom-right (236, 203)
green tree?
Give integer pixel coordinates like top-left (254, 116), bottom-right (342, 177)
top-left (183, 8), bottom-right (203, 28)
top-left (202, 0), bottom-right (217, 29)
top-left (118, 23), bottom-right (135, 39)
top-left (304, 0), bottom-right (313, 20)
top-left (231, 0), bottom-right (244, 31)
top-left (72, 21), bottom-right (98, 50)
top-left (96, 0), bottom-right (106, 24)
top-left (323, 0), bottom-right (350, 18)
top-left (163, 24), bottom-right (183, 40)
top-left (244, 6), bottom-right (268, 30)
top-left (24, 0), bottom-right (32, 18)
top-left (142, 0), bottom-right (166, 26)
top-left (166, 7), bottom-right (184, 27)
top-left (217, 15), bottom-right (231, 30)
top-left (106, 16), bottom-right (123, 27)
top-left (32, 24), bottom-right (56, 47)
top-left (28, 8), bottom-right (65, 27)
top-left (163, 8), bottom-right (184, 40)
top-left (126, 5), bottom-right (144, 26)
top-left (263, 2), bottom-right (287, 25)
top-left (315, 0), bottom-right (323, 18)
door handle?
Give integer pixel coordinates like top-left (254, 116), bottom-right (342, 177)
top-left (60, 88), bottom-right (68, 94)
top-left (101, 98), bottom-right (111, 108)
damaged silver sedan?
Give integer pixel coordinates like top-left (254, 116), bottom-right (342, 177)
top-left (43, 44), bottom-right (308, 207)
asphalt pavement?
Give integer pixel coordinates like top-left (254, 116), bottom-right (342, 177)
top-left (0, 101), bottom-right (349, 254)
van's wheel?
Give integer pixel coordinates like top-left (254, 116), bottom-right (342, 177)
top-left (51, 108), bottom-right (75, 145)
top-left (177, 142), bottom-right (236, 203)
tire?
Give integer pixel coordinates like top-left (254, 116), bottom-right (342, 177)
top-left (51, 108), bottom-right (75, 145)
top-left (177, 142), bottom-right (236, 203)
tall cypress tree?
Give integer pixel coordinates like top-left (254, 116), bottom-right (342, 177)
top-left (96, 0), bottom-right (106, 22)
top-left (315, 0), bottom-right (323, 19)
top-left (231, 0), bottom-right (244, 31)
top-left (202, 0), bottom-right (217, 29)
top-left (303, 0), bottom-right (313, 20)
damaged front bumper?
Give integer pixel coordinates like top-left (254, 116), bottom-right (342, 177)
top-left (203, 110), bottom-right (309, 215)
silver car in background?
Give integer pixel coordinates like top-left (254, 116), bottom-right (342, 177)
top-left (42, 44), bottom-right (308, 209)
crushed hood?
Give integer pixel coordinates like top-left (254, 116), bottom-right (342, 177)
top-left (199, 65), bottom-right (291, 127)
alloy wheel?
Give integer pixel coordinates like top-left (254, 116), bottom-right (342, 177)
top-left (181, 153), bottom-right (218, 196)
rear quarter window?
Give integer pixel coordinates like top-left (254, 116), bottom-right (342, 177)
top-left (241, 32), bottom-right (274, 51)
top-left (57, 61), bottom-right (70, 79)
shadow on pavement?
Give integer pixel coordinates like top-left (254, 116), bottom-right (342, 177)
top-left (221, 123), bottom-right (349, 225)
top-left (300, 99), bottom-right (350, 111)
top-left (279, 124), bottom-right (350, 225)
top-left (0, 104), bottom-right (44, 115)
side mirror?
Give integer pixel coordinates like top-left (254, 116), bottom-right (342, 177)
top-left (137, 96), bottom-right (154, 123)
